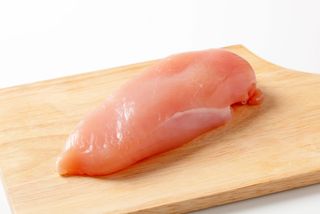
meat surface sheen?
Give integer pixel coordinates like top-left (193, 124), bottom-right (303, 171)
top-left (57, 49), bottom-right (263, 176)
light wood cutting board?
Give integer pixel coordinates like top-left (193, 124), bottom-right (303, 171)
top-left (0, 45), bottom-right (319, 214)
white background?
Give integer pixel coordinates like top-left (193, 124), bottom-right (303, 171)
top-left (0, 0), bottom-right (319, 213)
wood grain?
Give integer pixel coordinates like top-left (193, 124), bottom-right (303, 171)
top-left (0, 45), bottom-right (319, 214)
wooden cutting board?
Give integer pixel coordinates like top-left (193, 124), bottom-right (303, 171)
top-left (0, 45), bottom-right (319, 214)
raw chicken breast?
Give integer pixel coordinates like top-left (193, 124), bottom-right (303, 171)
top-left (57, 49), bottom-right (263, 176)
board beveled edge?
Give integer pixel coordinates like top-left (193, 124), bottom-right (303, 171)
top-left (129, 169), bottom-right (320, 214)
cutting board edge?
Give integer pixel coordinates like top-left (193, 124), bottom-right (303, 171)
top-left (129, 169), bottom-right (320, 214)
top-left (0, 170), bottom-right (14, 214)
top-left (0, 60), bottom-right (155, 94)
top-left (225, 45), bottom-right (319, 77)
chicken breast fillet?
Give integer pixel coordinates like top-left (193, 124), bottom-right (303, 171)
top-left (57, 49), bottom-right (263, 176)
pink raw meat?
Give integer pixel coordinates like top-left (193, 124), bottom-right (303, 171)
top-left (57, 49), bottom-right (263, 176)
